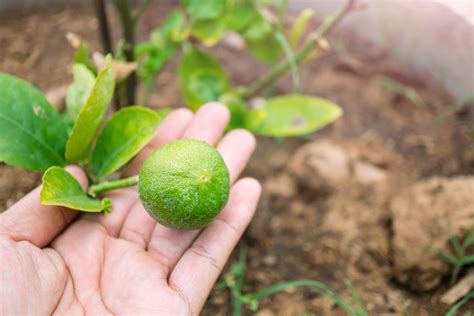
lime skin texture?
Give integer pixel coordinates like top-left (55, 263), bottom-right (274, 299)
top-left (138, 139), bottom-right (230, 230)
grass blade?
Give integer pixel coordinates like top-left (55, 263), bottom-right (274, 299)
top-left (245, 279), bottom-right (359, 315)
top-left (437, 250), bottom-right (460, 265)
top-left (445, 291), bottom-right (474, 316)
top-left (450, 233), bottom-right (465, 258)
top-left (460, 255), bottom-right (474, 265)
top-left (344, 278), bottom-right (368, 316)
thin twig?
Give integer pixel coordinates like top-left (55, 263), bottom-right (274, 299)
top-left (240, 0), bottom-right (355, 99)
top-left (95, 0), bottom-right (113, 54)
top-left (113, 0), bottom-right (137, 105)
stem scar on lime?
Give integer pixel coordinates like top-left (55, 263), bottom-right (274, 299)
top-left (138, 139), bottom-right (230, 230)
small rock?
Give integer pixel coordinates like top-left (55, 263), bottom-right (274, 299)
top-left (255, 308), bottom-right (275, 316)
top-left (391, 176), bottom-right (474, 291)
top-left (264, 173), bottom-right (296, 198)
top-left (353, 161), bottom-right (387, 186)
top-left (290, 141), bottom-right (350, 193)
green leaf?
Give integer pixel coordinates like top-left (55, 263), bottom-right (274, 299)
top-left (91, 106), bottom-right (160, 179)
top-left (65, 55), bottom-right (115, 163)
top-left (289, 8), bottom-right (315, 48)
top-left (65, 64), bottom-right (96, 122)
top-left (136, 11), bottom-right (186, 82)
top-left (223, 3), bottom-right (258, 32)
top-left (191, 18), bottom-right (225, 46)
top-left (150, 10), bottom-right (186, 45)
top-left (220, 93), bottom-right (248, 130)
top-left (246, 94), bottom-right (343, 137)
top-left (182, 0), bottom-right (226, 20)
top-left (179, 48), bottom-right (230, 110)
top-left (40, 166), bottom-right (111, 213)
top-left (245, 33), bottom-right (282, 64)
top-left (242, 12), bottom-right (272, 40)
top-left (0, 73), bottom-right (68, 171)
top-left (73, 42), bottom-right (97, 74)
top-left (188, 69), bottom-right (228, 104)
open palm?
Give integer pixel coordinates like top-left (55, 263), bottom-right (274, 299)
top-left (0, 103), bottom-right (260, 315)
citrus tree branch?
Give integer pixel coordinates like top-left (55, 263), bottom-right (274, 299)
top-left (240, 0), bottom-right (355, 99)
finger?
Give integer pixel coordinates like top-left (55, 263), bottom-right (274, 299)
top-left (147, 127), bottom-right (255, 270)
top-left (169, 178), bottom-right (261, 311)
top-left (217, 129), bottom-right (256, 184)
top-left (122, 108), bottom-right (194, 177)
top-left (0, 166), bottom-right (88, 248)
top-left (181, 102), bottom-right (230, 143)
top-left (85, 108), bottom-right (193, 237)
top-left (118, 202), bottom-right (155, 248)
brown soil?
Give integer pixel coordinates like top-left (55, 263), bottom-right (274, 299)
top-left (1, 2), bottom-right (473, 315)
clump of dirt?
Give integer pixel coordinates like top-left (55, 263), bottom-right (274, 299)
top-left (1, 1), bottom-right (473, 315)
top-left (391, 176), bottom-right (474, 291)
top-left (0, 167), bottom-right (41, 212)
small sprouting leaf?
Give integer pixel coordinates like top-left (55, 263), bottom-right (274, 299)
top-left (182, 0), bottom-right (226, 20)
top-left (0, 73), bottom-right (68, 171)
top-left (289, 8), bottom-right (315, 48)
top-left (91, 106), bottom-right (160, 179)
top-left (223, 3), bottom-right (258, 32)
top-left (65, 64), bottom-right (96, 122)
top-left (178, 48), bottom-right (230, 110)
top-left (65, 55), bottom-right (115, 163)
top-left (246, 94), bottom-right (343, 137)
top-left (73, 42), bottom-right (97, 73)
top-left (150, 10), bottom-right (186, 45)
top-left (136, 11), bottom-right (185, 81)
top-left (191, 18), bottom-right (225, 46)
top-left (40, 166), bottom-right (111, 213)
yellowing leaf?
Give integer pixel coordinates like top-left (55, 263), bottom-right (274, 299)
top-left (246, 94), bottom-right (343, 137)
top-left (40, 166), bottom-right (111, 213)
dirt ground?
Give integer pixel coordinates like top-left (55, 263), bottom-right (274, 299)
top-left (1, 1), bottom-right (473, 315)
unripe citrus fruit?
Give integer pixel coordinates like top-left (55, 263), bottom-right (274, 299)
top-left (138, 139), bottom-right (230, 230)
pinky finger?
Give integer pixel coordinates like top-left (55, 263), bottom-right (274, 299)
top-left (168, 178), bottom-right (261, 312)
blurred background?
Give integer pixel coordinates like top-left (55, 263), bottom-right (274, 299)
top-left (1, 0), bottom-right (473, 314)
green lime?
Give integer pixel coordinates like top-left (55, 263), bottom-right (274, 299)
top-left (138, 139), bottom-right (230, 230)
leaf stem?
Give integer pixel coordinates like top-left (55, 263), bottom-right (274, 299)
top-left (240, 0), bottom-right (355, 99)
top-left (89, 175), bottom-right (139, 197)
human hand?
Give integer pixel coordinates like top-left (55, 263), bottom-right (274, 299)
top-left (0, 103), bottom-right (261, 315)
